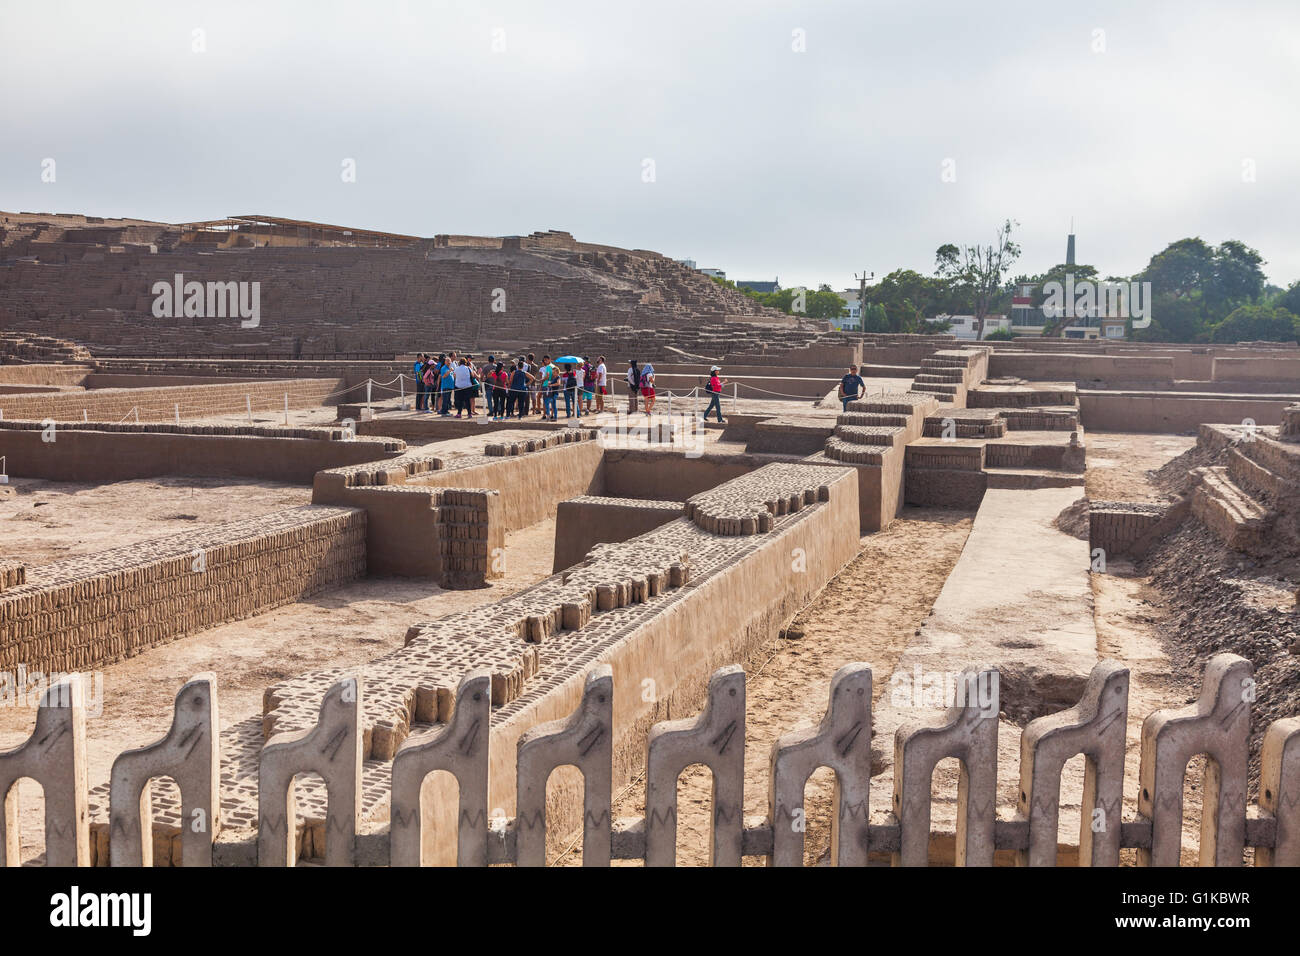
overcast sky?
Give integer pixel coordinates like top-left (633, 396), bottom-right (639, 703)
top-left (3, 0), bottom-right (1298, 291)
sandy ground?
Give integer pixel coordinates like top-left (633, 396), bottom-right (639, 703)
top-left (1084, 431), bottom-right (1197, 502)
top-left (0, 518), bottom-right (559, 862)
top-left (555, 509), bottom-right (976, 866)
top-left (0, 476), bottom-right (312, 565)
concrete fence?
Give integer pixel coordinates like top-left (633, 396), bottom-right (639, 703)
top-left (3, 652), bottom-right (1297, 867)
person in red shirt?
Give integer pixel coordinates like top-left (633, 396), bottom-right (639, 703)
top-left (703, 365), bottom-right (727, 423)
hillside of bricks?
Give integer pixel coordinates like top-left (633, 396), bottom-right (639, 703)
top-left (0, 213), bottom-right (792, 358)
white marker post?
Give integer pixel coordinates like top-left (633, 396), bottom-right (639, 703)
top-left (284, 392), bottom-right (289, 426)
top-left (400, 374), bottom-right (406, 410)
top-left (246, 394), bottom-right (253, 424)
top-left (174, 403), bottom-right (180, 424)
top-left (366, 379), bottom-right (373, 416)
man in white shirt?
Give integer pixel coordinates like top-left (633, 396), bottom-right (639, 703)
top-left (452, 359), bottom-right (474, 418)
top-left (595, 356), bottom-right (607, 413)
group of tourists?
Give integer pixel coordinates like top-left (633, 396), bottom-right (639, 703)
top-left (409, 353), bottom-right (729, 423)
top-left (411, 352), bottom-right (608, 421)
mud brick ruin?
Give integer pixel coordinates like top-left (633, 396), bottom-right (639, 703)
top-left (1, 212), bottom-right (1299, 867)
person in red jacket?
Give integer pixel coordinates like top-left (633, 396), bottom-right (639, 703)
top-left (703, 365), bottom-right (727, 423)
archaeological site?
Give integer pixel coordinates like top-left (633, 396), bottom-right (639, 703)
top-left (0, 212), bottom-right (1296, 883)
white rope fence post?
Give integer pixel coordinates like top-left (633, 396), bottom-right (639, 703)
top-left (174, 403), bottom-right (180, 424)
top-left (366, 379), bottom-right (373, 416)
top-left (732, 381), bottom-right (738, 414)
top-left (246, 394), bottom-right (252, 424)
top-left (83, 409), bottom-right (88, 422)
top-left (399, 373), bottom-right (406, 410)
top-left (284, 392), bottom-right (289, 426)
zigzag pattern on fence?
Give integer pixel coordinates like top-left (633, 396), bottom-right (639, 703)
top-left (3, 652), bottom-right (1298, 866)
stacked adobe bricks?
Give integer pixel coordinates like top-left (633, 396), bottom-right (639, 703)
top-left (0, 214), bottom-right (782, 358)
top-left (0, 506), bottom-right (366, 674)
top-left (0, 377), bottom-right (343, 421)
top-left (1190, 422), bottom-right (1300, 555)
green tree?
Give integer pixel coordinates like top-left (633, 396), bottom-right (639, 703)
top-left (1209, 305), bottom-right (1298, 344)
top-left (1273, 280), bottom-right (1300, 316)
top-left (936, 220), bottom-right (1021, 338)
top-left (983, 327), bottom-right (1015, 341)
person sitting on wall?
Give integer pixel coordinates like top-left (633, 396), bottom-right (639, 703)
top-left (839, 364), bottom-right (865, 412)
top-left (703, 364), bottom-right (727, 423)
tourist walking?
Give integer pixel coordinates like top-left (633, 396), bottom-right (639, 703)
top-left (703, 365), bottom-right (726, 423)
top-left (839, 364), bottom-right (865, 412)
top-left (413, 354), bottom-right (426, 411)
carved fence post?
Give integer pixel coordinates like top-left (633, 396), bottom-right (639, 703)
top-left (390, 670), bottom-right (491, 867)
top-left (768, 663), bottom-right (872, 867)
top-left (0, 676), bottom-right (91, 867)
top-left (893, 667), bottom-right (998, 867)
top-left (258, 676), bottom-right (363, 867)
top-left (1255, 717), bottom-right (1300, 867)
top-left (645, 664), bottom-right (745, 867)
top-left (1137, 653), bottom-right (1250, 867)
top-left (1017, 660), bottom-right (1128, 867)
top-left (516, 665), bottom-right (613, 867)
top-left (109, 673), bottom-right (220, 867)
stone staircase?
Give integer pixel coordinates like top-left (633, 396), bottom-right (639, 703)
top-left (1190, 415), bottom-right (1300, 556)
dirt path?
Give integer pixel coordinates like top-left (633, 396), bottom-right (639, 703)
top-left (1084, 431), bottom-right (1196, 503)
top-left (555, 508), bottom-right (975, 866)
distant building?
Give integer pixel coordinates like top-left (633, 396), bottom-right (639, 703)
top-left (675, 258), bottom-right (697, 270)
top-left (699, 267), bottom-right (726, 280)
top-left (935, 314), bottom-right (1012, 340)
top-left (836, 288), bottom-right (861, 330)
top-left (736, 278), bottom-right (780, 294)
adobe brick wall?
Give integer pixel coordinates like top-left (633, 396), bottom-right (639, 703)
top-left (1089, 503), bottom-right (1164, 557)
top-left (989, 353), bottom-right (1174, 384)
top-left (1079, 391), bottom-right (1294, 432)
top-left (0, 425), bottom-right (404, 484)
top-left (552, 496), bottom-right (684, 572)
top-left (0, 377), bottom-right (343, 421)
top-left (0, 506), bottom-right (365, 674)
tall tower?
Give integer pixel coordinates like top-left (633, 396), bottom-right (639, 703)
top-left (1066, 220), bottom-right (1076, 266)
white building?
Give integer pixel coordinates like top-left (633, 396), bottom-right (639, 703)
top-left (934, 314), bottom-right (1014, 340)
top-left (836, 288), bottom-right (861, 330)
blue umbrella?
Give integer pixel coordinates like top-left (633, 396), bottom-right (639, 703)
top-left (554, 355), bottom-right (583, 365)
